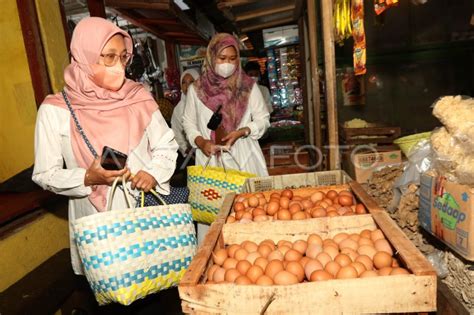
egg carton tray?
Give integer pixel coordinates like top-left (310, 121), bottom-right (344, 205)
top-left (178, 193), bottom-right (437, 314)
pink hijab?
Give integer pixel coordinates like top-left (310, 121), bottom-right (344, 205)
top-left (194, 33), bottom-right (254, 132)
top-left (43, 17), bottom-right (158, 211)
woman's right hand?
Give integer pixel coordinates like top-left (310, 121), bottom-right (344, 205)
top-left (195, 136), bottom-right (217, 157)
top-left (84, 158), bottom-right (131, 186)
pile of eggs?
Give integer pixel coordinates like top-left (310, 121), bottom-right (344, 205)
top-left (206, 229), bottom-right (410, 285)
top-left (226, 189), bottom-right (367, 223)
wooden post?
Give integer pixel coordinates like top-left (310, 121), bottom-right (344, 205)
top-left (306, 0), bottom-right (322, 155)
top-left (165, 41), bottom-right (178, 71)
top-left (87, 0), bottom-right (106, 18)
top-left (17, 0), bottom-right (52, 107)
top-left (320, 0), bottom-right (340, 170)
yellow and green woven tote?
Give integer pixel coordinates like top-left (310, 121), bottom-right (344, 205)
top-left (187, 165), bottom-right (256, 224)
top-left (72, 177), bottom-right (197, 306)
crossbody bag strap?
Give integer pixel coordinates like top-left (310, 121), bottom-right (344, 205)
top-left (61, 89), bottom-right (99, 159)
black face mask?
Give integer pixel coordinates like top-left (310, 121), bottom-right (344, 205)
top-left (207, 105), bottom-right (223, 130)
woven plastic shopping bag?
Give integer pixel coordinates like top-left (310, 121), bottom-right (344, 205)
top-left (72, 177), bottom-right (197, 305)
top-left (187, 149), bottom-right (256, 224)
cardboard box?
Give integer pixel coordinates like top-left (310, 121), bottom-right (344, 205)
top-left (342, 148), bottom-right (402, 183)
top-left (419, 173), bottom-right (474, 261)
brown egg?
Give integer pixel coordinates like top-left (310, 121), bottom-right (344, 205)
top-left (357, 245), bottom-right (377, 260)
top-left (265, 260), bottom-right (284, 278)
top-left (213, 267), bottom-right (226, 283)
top-left (255, 275), bottom-right (274, 286)
top-left (323, 245), bottom-right (339, 260)
top-left (234, 202), bottom-right (245, 212)
top-left (350, 262), bottom-right (367, 276)
top-left (378, 267), bottom-right (393, 276)
top-left (292, 211), bottom-right (307, 220)
top-left (277, 240), bottom-right (293, 248)
top-left (325, 261), bottom-right (341, 277)
top-left (355, 204), bottom-right (366, 214)
top-left (316, 252), bottom-right (332, 268)
top-left (278, 245), bottom-right (292, 256)
top-left (246, 265), bottom-right (264, 283)
top-left (306, 244), bottom-right (323, 259)
top-left (235, 275), bottom-right (252, 285)
top-left (281, 189), bottom-right (294, 199)
top-left (258, 197), bottom-right (267, 207)
top-left (227, 244), bottom-right (241, 258)
top-left (322, 198), bottom-right (333, 206)
top-left (374, 239), bottom-right (393, 256)
top-left (293, 196), bottom-right (303, 201)
top-left (326, 205), bottom-right (338, 213)
top-left (360, 270), bottom-right (379, 278)
top-left (338, 195), bottom-right (353, 207)
top-left (241, 241), bottom-right (258, 253)
top-left (307, 234), bottom-right (323, 246)
top-left (285, 249), bottom-right (303, 262)
top-left (319, 201), bottom-right (330, 209)
top-left (358, 237), bottom-right (374, 247)
top-left (349, 233), bottom-right (361, 242)
top-left (246, 252), bottom-right (261, 265)
top-left (340, 247), bottom-right (359, 262)
top-left (277, 209), bottom-right (292, 220)
top-left (279, 197), bottom-right (290, 209)
top-left (336, 266), bottom-right (358, 279)
top-left (391, 258), bottom-right (400, 268)
top-left (212, 249), bottom-right (228, 266)
top-left (302, 199), bottom-right (314, 210)
top-left (311, 207), bottom-right (327, 218)
top-left (370, 229), bottom-right (385, 242)
top-left (254, 257), bottom-right (269, 271)
top-left (253, 215), bottom-right (268, 222)
top-left (339, 238), bottom-right (359, 252)
top-left (248, 196), bottom-right (259, 208)
top-left (337, 207), bottom-right (350, 216)
top-left (234, 211), bottom-right (245, 220)
top-left (310, 191), bottom-right (325, 203)
top-left (260, 239), bottom-right (276, 250)
top-left (373, 252), bottom-right (393, 269)
top-left (267, 250), bottom-right (284, 262)
top-left (266, 201), bottom-right (280, 215)
top-left (286, 261), bottom-right (305, 282)
top-left (206, 280), bottom-right (215, 284)
top-left (292, 240), bottom-right (308, 255)
top-left (274, 270), bottom-right (299, 285)
top-left (339, 190), bottom-right (353, 197)
top-left (243, 199), bottom-right (250, 208)
top-left (310, 270), bottom-right (334, 281)
top-left (304, 259), bottom-right (323, 279)
top-left (226, 216), bottom-right (236, 223)
top-left (299, 256), bottom-right (310, 268)
top-left (324, 190), bottom-right (337, 200)
top-left (333, 232), bottom-right (349, 244)
top-left (390, 268), bottom-right (410, 275)
top-left (258, 244), bottom-right (272, 258)
top-left (359, 229), bottom-right (372, 239)
top-left (241, 211), bottom-right (253, 220)
top-left (252, 208), bottom-right (267, 218)
top-left (355, 255), bottom-right (374, 271)
top-left (234, 248), bottom-right (249, 261)
top-left (334, 254), bottom-right (352, 267)
top-left (270, 192), bottom-right (281, 199)
top-left (207, 264), bottom-right (219, 281)
top-left (225, 268), bottom-right (241, 283)
top-left (223, 258), bottom-right (238, 270)
top-left (327, 211), bottom-right (339, 217)
top-left (289, 203), bottom-right (302, 214)
top-left (236, 260), bottom-right (251, 275)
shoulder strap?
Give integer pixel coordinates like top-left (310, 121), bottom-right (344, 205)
top-left (61, 90), bottom-right (99, 159)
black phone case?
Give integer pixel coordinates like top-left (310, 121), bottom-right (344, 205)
top-left (101, 146), bottom-right (128, 170)
top-left (207, 105), bottom-right (223, 131)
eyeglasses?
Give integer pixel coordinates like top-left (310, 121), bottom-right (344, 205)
top-left (100, 52), bottom-right (133, 67)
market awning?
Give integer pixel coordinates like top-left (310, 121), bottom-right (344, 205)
top-left (105, 0), bottom-right (212, 45)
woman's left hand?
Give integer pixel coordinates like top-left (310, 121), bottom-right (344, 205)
top-left (130, 171), bottom-right (157, 192)
top-left (222, 128), bottom-right (249, 147)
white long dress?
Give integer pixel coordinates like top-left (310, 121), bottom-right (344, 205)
top-left (182, 83), bottom-right (270, 243)
top-left (183, 83), bottom-right (270, 177)
top-left (171, 95), bottom-right (190, 155)
top-left (32, 104), bottom-right (178, 275)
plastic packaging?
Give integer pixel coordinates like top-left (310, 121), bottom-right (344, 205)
top-left (425, 250), bottom-right (449, 279)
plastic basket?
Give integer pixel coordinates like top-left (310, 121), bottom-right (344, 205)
top-left (394, 132), bottom-right (431, 156)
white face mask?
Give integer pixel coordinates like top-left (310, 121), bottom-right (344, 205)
top-left (251, 76), bottom-right (259, 82)
top-left (215, 63), bottom-right (236, 78)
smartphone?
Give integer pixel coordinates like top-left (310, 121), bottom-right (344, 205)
top-left (100, 146), bottom-right (128, 170)
top-left (207, 105), bottom-right (223, 131)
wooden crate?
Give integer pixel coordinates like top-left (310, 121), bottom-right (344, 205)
top-left (341, 124), bottom-right (401, 145)
top-left (179, 194), bottom-right (437, 314)
top-left (243, 170), bottom-right (352, 193)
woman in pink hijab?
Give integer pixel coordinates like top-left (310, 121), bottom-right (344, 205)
top-left (32, 17), bottom-right (178, 275)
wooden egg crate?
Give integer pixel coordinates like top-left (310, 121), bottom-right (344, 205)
top-left (340, 123), bottom-right (401, 145)
top-left (178, 194), bottom-right (437, 314)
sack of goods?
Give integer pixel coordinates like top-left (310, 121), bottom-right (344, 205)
top-left (72, 177), bottom-right (197, 305)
